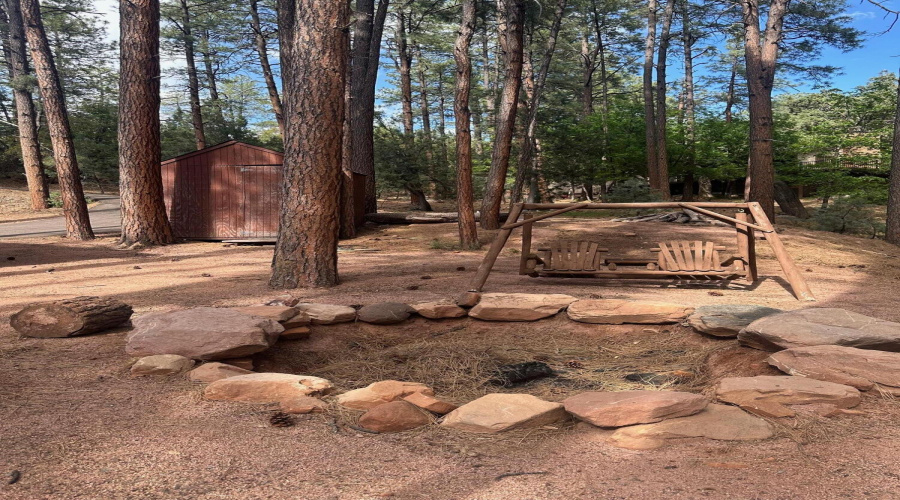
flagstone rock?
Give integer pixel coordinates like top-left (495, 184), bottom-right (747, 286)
top-left (468, 293), bottom-right (576, 321)
top-left (221, 357), bottom-right (255, 370)
top-left (440, 393), bottom-right (568, 433)
top-left (688, 305), bottom-right (783, 338)
top-left (337, 380), bottom-right (435, 410)
top-left (126, 307), bottom-right (282, 360)
top-left (402, 392), bottom-right (457, 415)
top-left (412, 301), bottom-right (467, 319)
top-left (231, 305), bottom-right (298, 322)
top-left (295, 303), bottom-right (357, 325)
top-left (188, 362), bottom-right (253, 383)
top-left (204, 373), bottom-right (333, 403)
top-left (738, 308), bottom-right (900, 352)
top-left (609, 404), bottom-right (774, 450)
top-left (768, 345), bottom-right (900, 394)
top-left (280, 327), bottom-right (311, 340)
top-left (357, 302), bottom-right (415, 324)
top-left (358, 401), bottom-right (432, 433)
top-left (282, 312), bottom-right (312, 328)
top-left (279, 395), bottom-right (328, 414)
top-left (715, 376), bottom-right (860, 418)
top-left (563, 391), bottom-right (708, 427)
top-left (567, 299), bottom-right (693, 324)
top-left (130, 354), bottom-right (195, 376)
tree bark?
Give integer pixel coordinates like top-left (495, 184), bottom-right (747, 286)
top-left (742, 0), bottom-right (789, 221)
top-left (249, 0), bottom-right (284, 136)
top-left (415, 46), bottom-right (431, 138)
top-left (511, 0), bottom-right (566, 206)
top-left (178, 0), bottom-right (205, 150)
top-left (396, 11), bottom-right (414, 136)
top-left (774, 180), bottom-right (809, 219)
top-left (643, 0), bottom-right (658, 191)
top-left (362, 0), bottom-right (388, 214)
top-left (454, 0), bottom-right (478, 248)
top-left (199, 29), bottom-right (226, 129)
top-left (681, 0), bottom-right (696, 201)
top-left (480, 0), bottom-right (524, 230)
top-left (407, 186), bottom-right (432, 211)
top-left (20, 0), bottom-right (92, 239)
top-left (724, 55), bottom-right (737, 123)
top-left (653, 0), bottom-right (675, 200)
top-left (887, 69), bottom-right (900, 244)
top-left (1, 0), bottom-right (47, 209)
top-left (119, 0), bottom-right (175, 246)
top-left (270, 0), bottom-right (348, 288)
top-left (11, 296), bottom-right (133, 338)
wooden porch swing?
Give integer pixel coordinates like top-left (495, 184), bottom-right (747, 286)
top-left (465, 201), bottom-right (815, 301)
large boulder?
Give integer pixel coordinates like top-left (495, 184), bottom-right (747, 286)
top-left (440, 393), bottom-right (567, 433)
top-left (412, 301), bottom-right (467, 319)
top-left (738, 308), bottom-right (900, 352)
top-left (231, 305), bottom-right (298, 322)
top-left (130, 354), bottom-right (195, 376)
top-left (295, 303), bottom-right (357, 325)
top-left (125, 307), bottom-right (283, 360)
top-left (358, 401), bottom-right (432, 433)
top-left (563, 391), bottom-right (708, 428)
top-left (566, 299), bottom-right (693, 325)
top-left (337, 380), bottom-right (435, 410)
top-left (608, 404), bottom-right (774, 450)
top-left (688, 305), bottom-right (782, 338)
top-left (204, 373), bottom-right (333, 403)
top-left (468, 293), bottom-right (576, 321)
top-left (715, 376), bottom-right (860, 418)
top-left (768, 345), bottom-right (900, 394)
top-left (357, 302), bottom-right (415, 325)
top-left (188, 362), bottom-right (253, 383)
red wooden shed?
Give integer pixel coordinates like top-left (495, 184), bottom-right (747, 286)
top-left (161, 140), bottom-right (367, 241)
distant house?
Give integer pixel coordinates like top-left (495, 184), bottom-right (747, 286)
top-left (161, 140), bottom-right (366, 240)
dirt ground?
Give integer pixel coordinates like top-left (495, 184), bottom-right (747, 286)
top-left (0, 186), bottom-right (102, 223)
top-left (2, 215), bottom-right (900, 499)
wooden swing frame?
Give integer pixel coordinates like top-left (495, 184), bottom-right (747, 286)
top-left (466, 201), bottom-right (816, 301)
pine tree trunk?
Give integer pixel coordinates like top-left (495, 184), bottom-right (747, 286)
top-left (397, 12), bottom-right (414, 136)
top-left (654, 0), bottom-right (675, 200)
top-left (20, 0), bottom-right (92, 239)
top-left (362, 0), bottom-right (388, 214)
top-left (270, 0), bottom-right (347, 288)
top-left (643, 0), bottom-right (658, 191)
top-left (2, 0), bottom-right (47, 209)
top-left (119, 0), bottom-right (175, 246)
top-left (454, 0), bottom-right (478, 249)
top-left (742, 0), bottom-right (788, 221)
top-left (580, 33), bottom-right (594, 116)
top-left (249, 0), bottom-right (284, 136)
top-left (681, 0), bottom-right (696, 199)
top-left (480, 0), bottom-right (524, 230)
top-left (774, 180), bottom-right (809, 219)
top-left (178, 0), bottom-right (205, 150)
top-left (887, 69), bottom-right (900, 245)
top-left (511, 0), bottom-right (566, 206)
top-left (200, 29), bottom-right (226, 130)
top-left (481, 32), bottom-right (494, 132)
top-left (724, 56), bottom-right (737, 123)
top-left (340, 50), bottom-right (356, 239)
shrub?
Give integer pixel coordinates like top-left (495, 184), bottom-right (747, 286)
top-left (812, 196), bottom-right (884, 238)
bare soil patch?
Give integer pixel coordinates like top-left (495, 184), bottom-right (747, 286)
top-left (2, 218), bottom-right (900, 498)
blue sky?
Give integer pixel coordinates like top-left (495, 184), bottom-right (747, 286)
top-left (817, 3), bottom-right (900, 90)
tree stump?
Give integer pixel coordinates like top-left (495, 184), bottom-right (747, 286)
top-left (10, 296), bottom-right (133, 338)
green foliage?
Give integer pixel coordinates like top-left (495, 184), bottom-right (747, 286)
top-left (812, 196), bottom-right (885, 238)
top-left (605, 178), bottom-right (663, 203)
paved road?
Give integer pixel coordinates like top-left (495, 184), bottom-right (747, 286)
top-left (0, 194), bottom-right (122, 238)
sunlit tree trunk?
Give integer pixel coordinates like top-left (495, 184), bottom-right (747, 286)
top-left (119, 0), bottom-right (174, 246)
top-left (681, 0), bottom-right (696, 201)
top-left (643, 0), bottom-right (658, 191)
top-left (480, 0), bottom-right (524, 229)
top-left (742, 0), bottom-right (789, 221)
top-left (20, 0), bottom-right (93, 239)
top-left (178, 0), bottom-right (205, 150)
top-left (653, 0), bottom-right (675, 200)
top-left (886, 69), bottom-right (900, 244)
top-left (454, 0), bottom-right (478, 248)
top-left (2, 0), bottom-right (47, 209)
top-left (249, 0), bottom-right (284, 136)
top-left (270, 0), bottom-right (348, 288)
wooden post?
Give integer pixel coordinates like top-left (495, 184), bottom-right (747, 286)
top-left (735, 210), bottom-right (757, 282)
top-left (746, 202), bottom-right (815, 301)
top-left (519, 213), bottom-right (533, 275)
top-left (469, 203), bottom-right (524, 291)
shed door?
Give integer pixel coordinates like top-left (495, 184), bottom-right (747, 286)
top-left (240, 165), bottom-right (281, 238)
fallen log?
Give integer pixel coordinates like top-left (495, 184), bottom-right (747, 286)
top-left (10, 296), bottom-right (133, 338)
top-left (611, 209), bottom-right (728, 226)
top-left (366, 211), bottom-right (510, 225)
